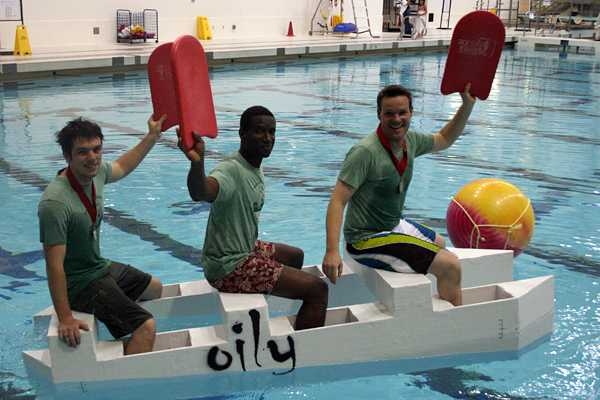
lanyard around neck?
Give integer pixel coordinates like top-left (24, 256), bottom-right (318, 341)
top-left (376, 124), bottom-right (408, 177)
top-left (66, 167), bottom-right (97, 225)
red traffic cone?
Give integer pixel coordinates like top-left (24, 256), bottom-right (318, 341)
top-left (286, 20), bottom-right (295, 37)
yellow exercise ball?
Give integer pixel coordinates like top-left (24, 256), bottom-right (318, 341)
top-left (446, 178), bottom-right (535, 256)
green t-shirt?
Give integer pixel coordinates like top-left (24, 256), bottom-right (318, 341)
top-left (339, 131), bottom-right (434, 244)
top-left (38, 162), bottom-right (112, 302)
top-left (201, 152), bottom-right (265, 281)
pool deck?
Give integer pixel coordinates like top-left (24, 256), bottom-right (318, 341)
top-left (2, 28), bottom-right (599, 81)
top-left (516, 34), bottom-right (600, 56)
top-left (0, 30), bottom-right (520, 80)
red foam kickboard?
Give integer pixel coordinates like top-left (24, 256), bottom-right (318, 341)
top-left (441, 11), bottom-right (505, 100)
top-left (147, 43), bottom-right (179, 131)
top-left (148, 35), bottom-right (218, 150)
top-left (171, 35), bottom-right (217, 150)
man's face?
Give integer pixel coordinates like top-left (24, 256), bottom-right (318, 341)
top-left (66, 137), bottom-right (103, 180)
top-left (378, 95), bottom-right (412, 143)
top-left (241, 115), bottom-right (276, 158)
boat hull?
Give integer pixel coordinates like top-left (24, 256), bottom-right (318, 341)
top-left (23, 248), bottom-right (554, 399)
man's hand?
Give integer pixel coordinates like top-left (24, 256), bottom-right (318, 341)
top-left (58, 316), bottom-right (89, 347)
top-left (147, 114), bottom-right (167, 138)
top-left (322, 250), bottom-right (344, 284)
top-left (177, 129), bottom-right (205, 163)
top-left (460, 82), bottom-right (477, 107)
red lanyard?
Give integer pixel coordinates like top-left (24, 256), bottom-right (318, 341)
top-left (376, 124), bottom-right (408, 177)
top-left (66, 167), bottom-right (97, 225)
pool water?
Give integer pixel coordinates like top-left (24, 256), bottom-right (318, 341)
top-left (0, 49), bottom-right (598, 399)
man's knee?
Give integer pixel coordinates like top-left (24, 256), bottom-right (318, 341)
top-left (292, 248), bottom-right (305, 268)
top-left (125, 318), bottom-right (156, 354)
top-left (274, 243), bottom-right (304, 268)
top-left (289, 272), bottom-right (328, 304)
top-left (286, 246), bottom-right (304, 269)
top-left (442, 253), bottom-right (461, 284)
top-left (134, 318), bottom-right (156, 339)
top-left (430, 250), bottom-right (461, 284)
top-left (140, 277), bottom-right (162, 300)
top-left (307, 276), bottom-right (328, 304)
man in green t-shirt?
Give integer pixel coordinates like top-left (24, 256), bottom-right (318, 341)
top-left (38, 115), bottom-right (166, 354)
top-left (179, 106), bottom-right (328, 330)
top-left (322, 84), bottom-right (476, 306)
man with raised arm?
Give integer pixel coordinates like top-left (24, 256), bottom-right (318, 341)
top-left (322, 84), bottom-right (476, 306)
top-left (38, 114), bottom-right (166, 354)
top-left (180, 106), bottom-right (328, 330)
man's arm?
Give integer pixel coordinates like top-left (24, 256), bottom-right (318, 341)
top-left (322, 180), bottom-right (355, 284)
top-left (178, 131), bottom-right (219, 202)
top-left (109, 114), bottom-right (167, 183)
top-left (432, 84), bottom-right (476, 152)
top-left (44, 244), bottom-right (89, 347)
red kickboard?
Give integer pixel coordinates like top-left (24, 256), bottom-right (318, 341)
top-left (147, 35), bottom-right (218, 151)
top-left (440, 11), bottom-right (505, 100)
top-left (148, 43), bottom-right (179, 131)
top-left (171, 35), bottom-right (218, 151)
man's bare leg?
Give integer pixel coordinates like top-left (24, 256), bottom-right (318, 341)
top-left (271, 266), bottom-right (328, 330)
top-left (428, 249), bottom-right (462, 306)
top-left (124, 318), bottom-right (156, 355)
top-left (139, 277), bottom-right (163, 300)
top-left (273, 243), bottom-right (304, 269)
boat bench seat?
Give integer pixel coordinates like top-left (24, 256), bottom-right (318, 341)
top-left (46, 311), bottom-right (125, 375)
top-left (343, 252), bottom-right (433, 315)
top-left (216, 292), bottom-right (273, 338)
top-left (343, 248), bottom-right (516, 315)
top-left (33, 280), bottom-right (219, 331)
top-left (217, 292), bottom-right (268, 314)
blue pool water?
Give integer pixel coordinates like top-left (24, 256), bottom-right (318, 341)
top-left (1, 49), bottom-right (599, 399)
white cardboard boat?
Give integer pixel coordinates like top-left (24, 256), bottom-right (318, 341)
top-left (23, 248), bottom-right (554, 399)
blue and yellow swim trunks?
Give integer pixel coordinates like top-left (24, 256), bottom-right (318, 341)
top-left (346, 219), bottom-right (441, 274)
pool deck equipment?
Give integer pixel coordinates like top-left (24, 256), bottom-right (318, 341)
top-left (24, 248), bottom-right (554, 399)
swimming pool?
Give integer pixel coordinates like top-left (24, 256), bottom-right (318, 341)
top-left (1, 49), bottom-right (598, 399)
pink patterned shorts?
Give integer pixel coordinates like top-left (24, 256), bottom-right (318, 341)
top-left (210, 240), bottom-right (284, 294)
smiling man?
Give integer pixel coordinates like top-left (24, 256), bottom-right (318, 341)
top-left (180, 105), bottom-right (328, 330)
top-left (322, 84), bottom-right (475, 306)
top-left (38, 115), bottom-right (166, 355)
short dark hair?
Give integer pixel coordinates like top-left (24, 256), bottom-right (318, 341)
top-left (56, 117), bottom-right (103, 156)
top-left (376, 85), bottom-right (413, 115)
top-left (239, 106), bottom-right (274, 133)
